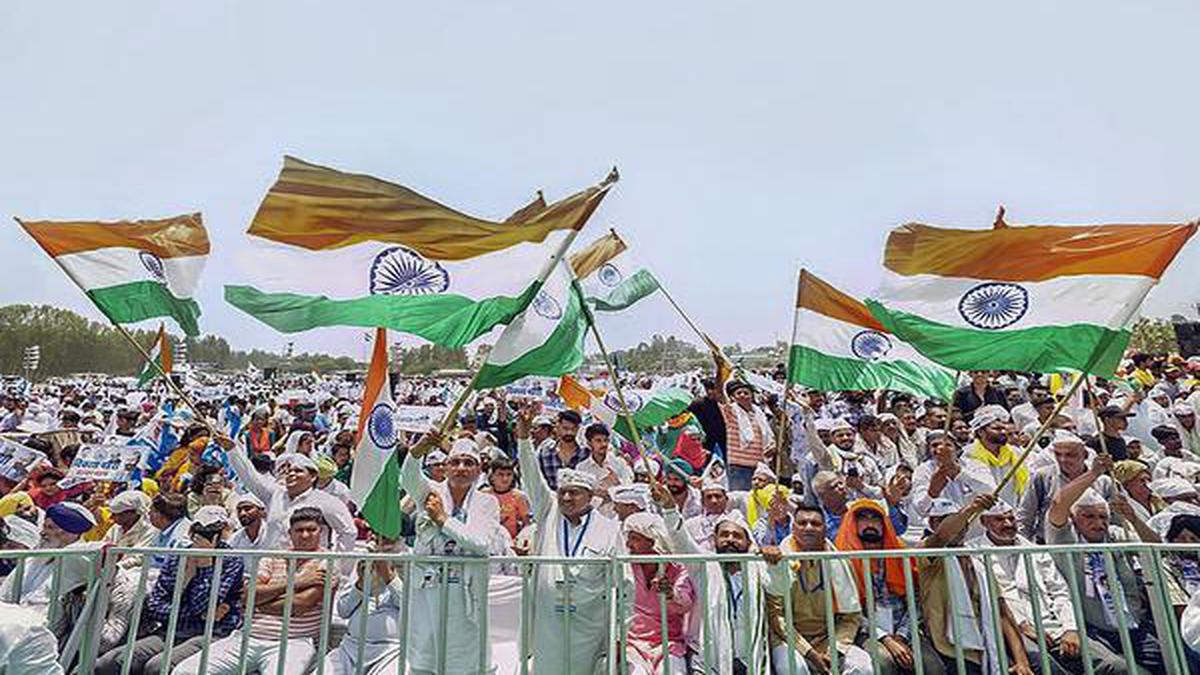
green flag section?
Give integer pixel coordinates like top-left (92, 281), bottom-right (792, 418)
top-left (866, 221), bottom-right (1196, 376)
top-left (17, 214), bottom-right (209, 336)
top-left (790, 270), bottom-right (956, 400)
top-left (610, 386), bottom-right (693, 441)
top-left (588, 268), bottom-right (661, 312)
top-left (475, 261), bottom-right (588, 389)
top-left (136, 324), bottom-right (173, 387)
top-left (350, 328), bottom-right (402, 539)
top-left (226, 156), bottom-right (616, 345)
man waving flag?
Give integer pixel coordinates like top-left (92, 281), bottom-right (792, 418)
top-left (866, 219), bottom-right (1196, 376)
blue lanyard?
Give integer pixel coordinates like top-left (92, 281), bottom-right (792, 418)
top-left (562, 511), bottom-right (593, 558)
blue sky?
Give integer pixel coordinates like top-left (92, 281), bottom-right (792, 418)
top-left (3, 1), bottom-right (1199, 358)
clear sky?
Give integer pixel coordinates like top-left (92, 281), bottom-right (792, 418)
top-left (3, 1), bottom-right (1199, 359)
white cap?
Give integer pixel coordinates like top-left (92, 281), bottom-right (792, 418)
top-left (556, 468), bottom-right (597, 492)
top-left (424, 450), bottom-right (447, 466)
top-left (109, 490), bottom-right (150, 515)
top-left (1051, 432), bottom-right (1087, 448)
top-left (714, 510), bottom-right (752, 538)
top-left (814, 419), bottom-right (835, 432)
top-left (608, 484), bottom-right (651, 510)
top-left (829, 418), bottom-right (853, 433)
top-left (277, 453), bottom-right (317, 473)
top-left (448, 439), bottom-right (481, 463)
top-left (927, 497), bottom-right (961, 518)
top-left (231, 492), bottom-right (266, 510)
top-left (753, 462), bottom-right (777, 481)
top-left (1173, 403), bottom-right (1195, 416)
top-left (533, 415), bottom-right (555, 427)
top-left (970, 405), bottom-right (1010, 434)
top-left (3, 516), bottom-right (39, 549)
top-left (982, 500), bottom-right (1015, 517)
top-left (193, 505), bottom-right (230, 528)
top-left (1151, 477), bottom-right (1199, 499)
top-left (634, 457), bottom-right (661, 476)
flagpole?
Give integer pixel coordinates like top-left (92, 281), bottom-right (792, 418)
top-left (655, 282), bottom-right (711, 348)
top-left (109, 321), bottom-right (220, 437)
top-left (773, 269), bottom-right (802, 485)
top-left (991, 371), bottom-right (1087, 496)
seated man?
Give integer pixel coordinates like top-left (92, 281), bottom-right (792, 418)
top-left (94, 505), bottom-right (244, 675)
top-left (174, 507), bottom-right (338, 675)
top-left (762, 503), bottom-right (872, 675)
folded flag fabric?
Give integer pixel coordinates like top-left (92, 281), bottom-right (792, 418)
top-left (569, 229), bottom-right (627, 280)
top-left (865, 221), bottom-right (1197, 377)
top-left (17, 213), bottom-right (209, 336)
top-left (575, 229), bottom-right (661, 313)
top-left (136, 324), bottom-right (173, 387)
top-left (226, 156), bottom-right (616, 347)
top-left (350, 327), bottom-right (401, 538)
top-left (789, 269), bottom-right (956, 400)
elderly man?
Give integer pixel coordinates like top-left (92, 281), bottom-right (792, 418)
top-left (95, 505), bottom-right (244, 675)
top-left (762, 503), bottom-right (871, 675)
top-left (0, 502), bottom-right (97, 608)
top-left (401, 434), bottom-right (502, 675)
top-left (175, 507), bottom-right (336, 675)
top-left (684, 476), bottom-right (736, 552)
top-left (609, 484), bottom-right (652, 522)
top-left (659, 481), bottom-right (769, 674)
top-left (1045, 453), bottom-right (1187, 675)
top-left (1017, 432), bottom-right (1116, 543)
top-left (516, 403), bottom-right (621, 674)
top-left (1172, 403), bottom-right (1200, 456)
top-left (910, 430), bottom-right (995, 538)
top-left (102, 489), bottom-right (156, 568)
top-left (918, 495), bottom-right (1037, 675)
top-left (965, 405), bottom-right (1028, 506)
top-left (833, 499), bottom-right (933, 675)
top-left (223, 436), bottom-right (357, 557)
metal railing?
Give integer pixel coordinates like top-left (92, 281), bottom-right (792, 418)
top-left (2, 542), bottom-right (1197, 675)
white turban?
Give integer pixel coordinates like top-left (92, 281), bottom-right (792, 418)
top-left (448, 439), bottom-right (481, 463)
top-left (622, 512), bottom-right (671, 554)
top-left (1051, 432), bottom-right (1087, 448)
top-left (753, 462), bottom-right (777, 482)
top-left (3, 516), bottom-right (39, 549)
top-left (109, 490), bottom-right (150, 516)
top-left (714, 510), bottom-right (753, 539)
top-left (556, 468), bottom-right (597, 492)
top-left (927, 497), bottom-right (961, 518)
top-left (1151, 477), bottom-right (1199, 500)
top-left (193, 505), bottom-right (230, 528)
top-left (970, 405), bottom-right (1010, 434)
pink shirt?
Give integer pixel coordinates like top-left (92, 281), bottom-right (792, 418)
top-left (627, 562), bottom-right (696, 656)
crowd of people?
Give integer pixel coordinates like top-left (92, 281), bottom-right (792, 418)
top-left (0, 350), bottom-right (1199, 674)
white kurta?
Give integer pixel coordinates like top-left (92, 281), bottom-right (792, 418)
top-left (400, 452), bottom-right (501, 675)
top-left (322, 573), bottom-right (407, 675)
top-left (663, 507), bottom-right (768, 675)
top-left (517, 438), bottom-right (621, 675)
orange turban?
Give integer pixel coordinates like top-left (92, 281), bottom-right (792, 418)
top-left (833, 498), bottom-right (915, 606)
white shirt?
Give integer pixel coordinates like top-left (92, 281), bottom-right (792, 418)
top-left (970, 533), bottom-right (1077, 640)
top-left (576, 451), bottom-right (632, 489)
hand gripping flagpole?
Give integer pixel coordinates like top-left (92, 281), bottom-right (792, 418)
top-left (991, 371), bottom-right (1087, 496)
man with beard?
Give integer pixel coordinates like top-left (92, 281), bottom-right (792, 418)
top-left (536, 409), bottom-right (589, 490)
top-left (965, 405), bottom-right (1028, 506)
top-left (918, 494), bottom-right (1037, 675)
top-left (1017, 433), bottom-right (1118, 544)
top-left (401, 434), bottom-right (502, 675)
top-left (664, 458), bottom-right (702, 518)
top-left (910, 431), bottom-right (995, 539)
top-left (657, 483), bottom-right (769, 675)
top-left (227, 493), bottom-right (268, 570)
top-left (516, 403), bottom-right (621, 675)
top-left (762, 503), bottom-right (870, 675)
top-left (833, 499), bottom-right (935, 675)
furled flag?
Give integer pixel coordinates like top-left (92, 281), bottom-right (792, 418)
top-left (788, 270), bottom-right (956, 400)
top-left (573, 229), bottom-right (662, 313)
top-left (865, 220), bottom-right (1197, 376)
top-left (225, 156), bottom-right (617, 347)
top-left (350, 327), bottom-right (401, 538)
top-left (557, 374), bottom-right (692, 442)
top-left (136, 324), bottom-right (174, 387)
top-left (17, 213), bottom-right (209, 336)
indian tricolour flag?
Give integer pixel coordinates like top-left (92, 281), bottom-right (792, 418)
top-left (865, 221), bottom-right (1197, 376)
top-left (17, 214), bottom-right (209, 336)
top-left (789, 269), bottom-right (956, 400)
top-left (136, 324), bottom-right (173, 387)
top-left (226, 156), bottom-right (616, 347)
top-left (350, 327), bottom-right (401, 538)
top-left (573, 229), bottom-right (662, 313)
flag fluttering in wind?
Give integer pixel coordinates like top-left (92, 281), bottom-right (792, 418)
top-left (788, 270), bottom-right (956, 400)
top-left (865, 221), bottom-right (1197, 376)
top-left (557, 374), bottom-right (691, 442)
top-left (225, 156), bottom-right (617, 347)
top-left (573, 229), bottom-right (661, 313)
top-left (17, 213), bottom-right (209, 336)
top-left (350, 327), bottom-right (401, 538)
top-left (136, 324), bottom-right (174, 387)
top-left (474, 254), bottom-right (589, 389)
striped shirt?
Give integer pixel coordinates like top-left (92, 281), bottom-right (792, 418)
top-left (249, 556), bottom-right (334, 641)
top-left (720, 403), bottom-right (770, 469)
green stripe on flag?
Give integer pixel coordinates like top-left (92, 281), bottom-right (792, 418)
top-left (475, 290), bottom-right (588, 389)
top-left (359, 457), bottom-right (401, 539)
top-left (588, 269), bottom-right (660, 312)
top-left (865, 300), bottom-right (1130, 377)
top-left (88, 280), bottom-right (202, 337)
top-left (612, 387), bottom-right (693, 440)
top-left (788, 344), bottom-right (957, 401)
top-left (224, 283), bottom-right (540, 349)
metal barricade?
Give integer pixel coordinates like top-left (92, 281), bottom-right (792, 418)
top-left (0, 542), bottom-right (1196, 674)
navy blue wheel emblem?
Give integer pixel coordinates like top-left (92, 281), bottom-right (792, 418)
top-left (597, 263), bottom-right (624, 287)
top-left (369, 246), bottom-right (451, 296)
top-left (958, 282), bottom-right (1029, 330)
top-left (139, 251), bottom-right (167, 282)
top-left (604, 390), bottom-right (643, 413)
top-left (532, 290), bottom-right (563, 320)
top-left (850, 330), bottom-right (892, 362)
top-left (367, 401), bottom-right (397, 450)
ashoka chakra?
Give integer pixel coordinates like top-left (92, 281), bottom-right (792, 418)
top-left (851, 330), bottom-right (892, 362)
top-left (532, 290), bottom-right (563, 320)
top-left (369, 246), bottom-right (450, 296)
top-left (597, 263), bottom-right (624, 287)
top-left (367, 401), bottom-right (397, 450)
top-left (958, 282), bottom-right (1029, 330)
top-left (139, 251), bottom-right (167, 282)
